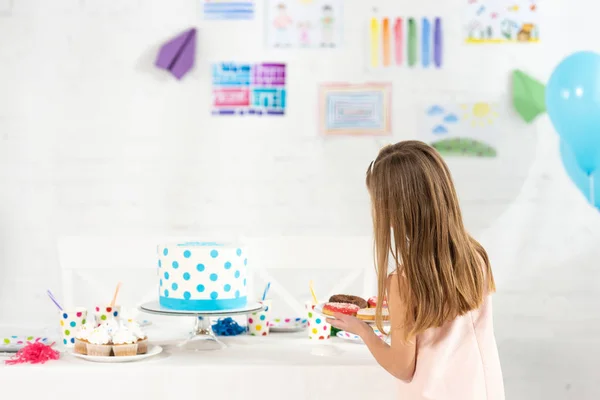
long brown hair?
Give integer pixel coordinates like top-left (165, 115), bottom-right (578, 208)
top-left (366, 141), bottom-right (495, 340)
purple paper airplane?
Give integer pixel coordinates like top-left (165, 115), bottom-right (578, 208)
top-left (155, 28), bottom-right (196, 80)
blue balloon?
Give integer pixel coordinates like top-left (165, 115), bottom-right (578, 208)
top-left (546, 51), bottom-right (600, 174)
top-left (560, 140), bottom-right (600, 209)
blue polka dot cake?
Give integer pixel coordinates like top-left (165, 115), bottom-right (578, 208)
top-left (158, 242), bottom-right (248, 311)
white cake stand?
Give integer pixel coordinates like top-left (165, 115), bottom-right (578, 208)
top-left (139, 301), bottom-right (263, 351)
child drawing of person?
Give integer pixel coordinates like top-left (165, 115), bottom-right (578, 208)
top-left (320, 4), bottom-right (335, 47)
top-left (297, 21), bottom-right (312, 46)
top-left (273, 3), bottom-right (293, 47)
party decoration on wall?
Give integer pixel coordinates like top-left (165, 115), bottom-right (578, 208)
top-left (369, 15), bottom-right (442, 69)
top-left (155, 28), bottom-right (197, 80)
top-left (203, 0), bottom-right (254, 20)
top-left (266, 0), bottom-right (343, 48)
top-left (512, 70), bottom-right (545, 123)
top-left (546, 51), bottom-right (600, 207)
top-left (419, 102), bottom-right (499, 157)
top-left (318, 83), bottom-right (392, 136)
top-left (464, 0), bottom-right (539, 43)
top-left (212, 62), bottom-right (286, 115)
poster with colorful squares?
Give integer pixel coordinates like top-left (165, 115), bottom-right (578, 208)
top-left (211, 62), bottom-right (287, 116)
top-left (203, 0), bottom-right (254, 20)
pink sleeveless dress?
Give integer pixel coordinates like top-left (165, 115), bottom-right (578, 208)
top-left (396, 294), bottom-right (505, 399)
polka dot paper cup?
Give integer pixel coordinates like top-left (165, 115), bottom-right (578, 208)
top-left (59, 308), bottom-right (87, 347)
top-left (93, 305), bottom-right (121, 326)
top-left (306, 302), bottom-right (331, 340)
top-left (248, 299), bottom-right (271, 336)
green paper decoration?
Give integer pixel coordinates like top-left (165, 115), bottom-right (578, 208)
top-left (512, 69), bottom-right (546, 123)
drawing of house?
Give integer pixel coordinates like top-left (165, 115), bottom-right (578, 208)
top-left (517, 23), bottom-right (535, 41)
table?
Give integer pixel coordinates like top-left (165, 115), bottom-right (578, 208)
top-left (0, 330), bottom-right (398, 400)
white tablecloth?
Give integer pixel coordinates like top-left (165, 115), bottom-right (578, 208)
top-left (0, 329), bottom-right (398, 400)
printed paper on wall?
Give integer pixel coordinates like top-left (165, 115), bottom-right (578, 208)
top-left (419, 101), bottom-right (500, 157)
top-left (212, 62), bottom-right (286, 116)
top-left (203, 0), bottom-right (254, 20)
top-left (319, 83), bottom-right (392, 136)
top-left (266, 0), bottom-right (343, 48)
top-left (464, 0), bottom-right (539, 43)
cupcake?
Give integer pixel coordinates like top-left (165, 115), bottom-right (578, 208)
top-left (127, 321), bottom-right (148, 354)
top-left (74, 319), bottom-right (95, 355)
top-left (111, 324), bottom-right (138, 357)
top-left (100, 319), bottom-right (120, 336)
top-left (86, 326), bottom-right (112, 356)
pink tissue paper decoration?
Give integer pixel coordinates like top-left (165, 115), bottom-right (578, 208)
top-left (5, 341), bottom-right (60, 365)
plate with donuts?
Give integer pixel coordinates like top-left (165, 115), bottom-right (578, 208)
top-left (314, 294), bottom-right (390, 325)
top-left (336, 328), bottom-right (388, 344)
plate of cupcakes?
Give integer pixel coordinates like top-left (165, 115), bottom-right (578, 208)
top-left (314, 294), bottom-right (390, 325)
top-left (70, 319), bottom-right (161, 363)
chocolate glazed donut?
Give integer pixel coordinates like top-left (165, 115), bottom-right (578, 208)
top-left (328, 294), bottom-right (368, 309)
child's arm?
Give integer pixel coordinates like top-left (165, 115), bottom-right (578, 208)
top-left (327, 275), bottom-right (416, 382)
top-left (359, 275), bottom-right (416, 382)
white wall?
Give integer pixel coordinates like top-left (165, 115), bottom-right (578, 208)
top-left (0, 0), bottom-right (599, 398)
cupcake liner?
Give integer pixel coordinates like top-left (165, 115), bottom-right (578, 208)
top-left (113, 343), bottom-right (138, 357)
top-left (86, 343), bottom-right (112, 357)
top-left (136, 338), bottom-right (148, 355)
top-left (74, 338), bottom-right (88, 355)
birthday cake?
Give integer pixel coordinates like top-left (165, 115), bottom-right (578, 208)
top-left (157, 242), bottom-right (248, 311)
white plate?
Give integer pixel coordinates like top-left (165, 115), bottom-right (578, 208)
top-left (0, 336), bottom-right (49, 353)
top-left (336, 329), bottom-right (387, 344)
top-left (70, 345), bottom-right (162, 363)
top-left (314, 303), bottom-right (389, 325)
top-left (140, 301), bottom-right (263, 317)
top-left (269, 317), bottom-right (307, 332)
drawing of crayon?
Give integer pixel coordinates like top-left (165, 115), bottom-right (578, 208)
top-left (370, 17), bottom-right (380, 68)
top-left (382, 18), bottom-right (391, 66)
top-left (408, 18), bottom-right (417, 67)
top-left (434, 18), bottom-right (442, 68)
top-left (422, 18), bottom-right (431, 68)
top-left (394, 18), bottom-right (403, 65)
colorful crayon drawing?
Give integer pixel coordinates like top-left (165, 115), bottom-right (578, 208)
top-left (464, 0), bottom-right (539, 43)
top-left (212, 63), bottom-right (286, 116)
top-left (319, 83), bottom-right (392, 136)
top-left (369, 15), bottom-right (443, 69)
top-left (419, 102), bottom-right (500, 157)
top-left (266, 0), bottom-right (343, 48)
top-left (203, 0), bottom-right (254, 20)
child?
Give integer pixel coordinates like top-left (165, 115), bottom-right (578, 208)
top-left (327, 141), bottom-right (505, 400)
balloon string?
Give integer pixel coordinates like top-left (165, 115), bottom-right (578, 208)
top-left (590, 173), bottom-right (595, 207)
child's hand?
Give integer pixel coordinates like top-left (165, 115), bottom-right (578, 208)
top-left (326, 313), bottom-right (370, 337)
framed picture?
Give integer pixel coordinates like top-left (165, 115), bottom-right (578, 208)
top-left (318, 83), bottom-right (392, 135)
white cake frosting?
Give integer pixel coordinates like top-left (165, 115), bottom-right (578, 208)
top-left (158, 242), bottom-right (248, 311)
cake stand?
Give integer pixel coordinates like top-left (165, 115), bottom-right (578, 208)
top-left (140, 301), bottom-right (263, 351)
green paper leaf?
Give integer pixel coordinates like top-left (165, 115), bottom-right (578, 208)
top-left (512, 69), bottom-right (546, 123)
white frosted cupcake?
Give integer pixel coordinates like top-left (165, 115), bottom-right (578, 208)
top-left (111, 325), bottom-right (138, 357)
top-left (100, 319), bottom-right (120, 336)
top-left (74, 319), bottom-right (95, 355)
top-left (127, 321), bottom-right (148, 354)
top-left (86, 326), bottom-right (112, 356)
